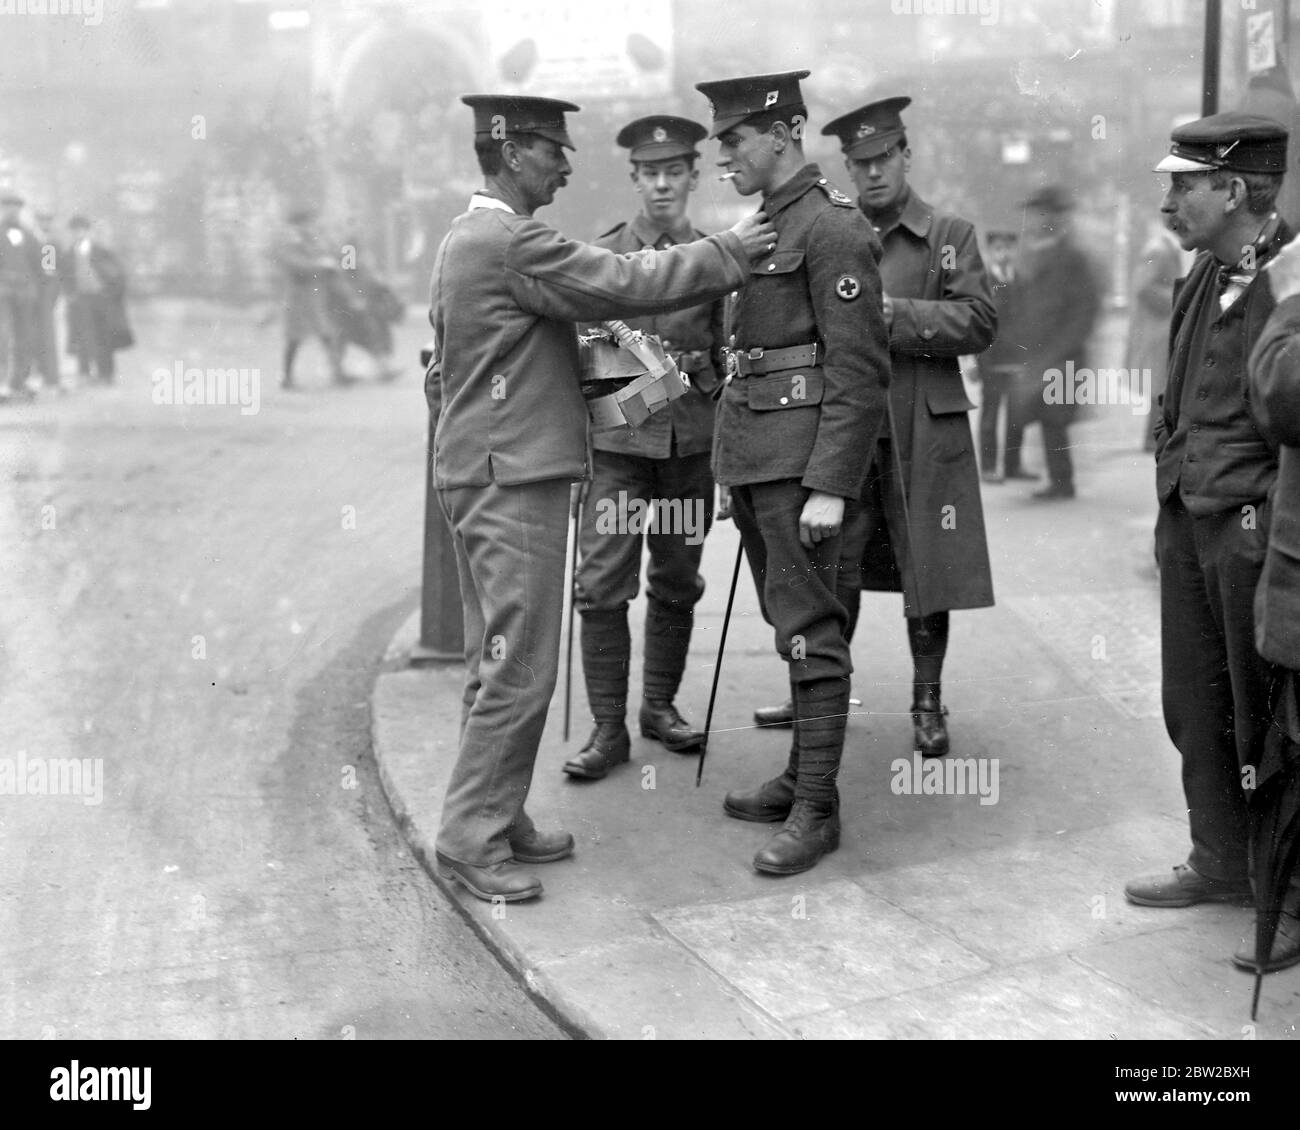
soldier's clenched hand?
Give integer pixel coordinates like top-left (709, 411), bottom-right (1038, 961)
top-left (731, 211), bottom-right (779, 262)
top-left (799, 491), bottom-right (845, 549)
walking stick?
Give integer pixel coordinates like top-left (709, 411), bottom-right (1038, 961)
top-left (562, 482), bottom-right (585, 743)
top-left (697, 537), bottom-right (745, 786)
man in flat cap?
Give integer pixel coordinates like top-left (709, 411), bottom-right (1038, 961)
top-left (1014, 185), bottom-right (1103, 500)
top-left (1127, 112), bottom-right (1291, 922)
top-left (563, 115), bottom-right (728, 781)
top-left (749, 93), bottom-right (993, 760)
top-left (697, 71), bottom-right (891, 875)
top-left (0, 192), bottom-right (43, 401)
top-left (427, 94), bottom-right (774, 902)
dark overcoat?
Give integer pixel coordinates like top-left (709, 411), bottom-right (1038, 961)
top-left (1248, 291), bottom-right (1300, 670)
top-left (857, 189), bottom-right (997, 615)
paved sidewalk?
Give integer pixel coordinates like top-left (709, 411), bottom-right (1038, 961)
top-left (372, 383), bottom-right (1300, 1039)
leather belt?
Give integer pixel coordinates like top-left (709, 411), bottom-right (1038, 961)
top-left (725, 342), bottom-right (820, 379)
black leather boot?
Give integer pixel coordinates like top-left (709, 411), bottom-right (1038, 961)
top-left (562, 722), bottom-right (631, 779)
top-left (639, 699), bottom-right (705, 752)
top-left (753, 697), bottom-right (794, 728)
top-left (908, 612), bottom-right (950, 759)
top-left (752, 678), bottom-right (848, 874)
top-left (911, 694), bottom-right (950, 758)
top-left (752, 798), bottom-right (841, 875)
top-left (723, 762), bottom-right (796, 822)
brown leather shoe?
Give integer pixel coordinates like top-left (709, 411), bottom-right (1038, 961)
top-left (723, 771), bottom-right (795, 823)
top-left (434, 852), bottom-right (542, 902)
top-left (1124, 862), bottom-right (1253, 908)
top-left (912, 695), bottom-right (950, 758)
top-left (509, 826), bottom-right (575, 864)
top-left (753, 697), bottom-right (794, 728)
top-left (639, 699), bottom-right (705, 752)
top-left (752, 800), bottom-right (840, 876)
top-left (562, 722), bottom-right (630, 780)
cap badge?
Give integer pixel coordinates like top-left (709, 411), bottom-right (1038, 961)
top-left (857, 122), bottom-right (876, 138)
top-left (764, 90), bottom-right (779, 108)
top-left (652, 126), bottom-right (668, 143)
top-left (836, 275), bottom-right (861, 301)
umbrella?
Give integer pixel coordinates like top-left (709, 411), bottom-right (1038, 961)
top-left (1246, 668), bottom-right (1300, 1020)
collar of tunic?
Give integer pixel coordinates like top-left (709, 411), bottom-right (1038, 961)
top-left (628, 212), bottom-right (694, 248)
top-left (761, 163), bottom-right (825, 219)
top-left (861, 186), bottom-right (932, 240)
top-left (468, 192), bottom-right (516, 214)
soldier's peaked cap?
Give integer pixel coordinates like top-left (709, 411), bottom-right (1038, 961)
top-left (1153, 111), bottom-right (1288, 174)
top-left (616, 115), bottom-right (707, 162)
top-left (694, 70), bottom-right (810, 138)
top-left (821, 96), bottom-right (912, 160)
top-left (461, 94), bottom-right (580, 151)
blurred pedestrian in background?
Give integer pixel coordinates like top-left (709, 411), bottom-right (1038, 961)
top-left (0, 191), bottom-right (43, 402)
top-left (1126, 113), bottom-right (1289, 930)
top-left (334, 221), bottom-right (404, 382)
top-left (563, 115), bottom-right (726, 782)
top-left (975, 229), bottom-right (1033, 482)
top-left (1014, 185), bottom-right (1103, 500)
top-left (1128, 218), bottom-right (1190, 451)
top-left (62, 214), bottom-right (131, 385)
top-left (30, 210), bottom-right (65, 394)
top-left (275, 206), bottom-right (346, 390)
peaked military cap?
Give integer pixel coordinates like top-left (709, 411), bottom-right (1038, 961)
top-left (461, 94), bottom-right (580, 151)
top-left (1153, 111), bottom-right (1288, 174)
top-left (616, 115), bottom-right (707, 162)
top-left (694, 70), bottom-right (811, 138)
top-left (821, 95), bottom-right (912, 160)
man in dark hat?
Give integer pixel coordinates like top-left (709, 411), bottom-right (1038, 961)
top-left (274, 205), bottom-right (346, 389)
top-left (696, 71), bottom-right (891, 875)
top-left (976, 230), bottom-right (1031, 482)
top-left (1126, 112), bottom-right (1291, 918)
top-left (428, 94), bottom-right (774, 902)
top-left (752, 93), bottom-right (994, 760)
top-left (563, 115), bottom-right (728, 781)
top-left (1014, 185), bottom-right (1103, 499)
top-left (0, 192), bottom-right (43, 401)
top-left (62, 214), bottom-right (130, 385)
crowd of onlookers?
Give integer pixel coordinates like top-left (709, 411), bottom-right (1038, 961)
top-left (0, 190), bottom-right (132, 402)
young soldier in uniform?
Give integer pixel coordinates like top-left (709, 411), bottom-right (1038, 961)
top-left (428, 94), bottom-right (774, 902)
top-left (752, 96), bottom-right (996, 760)
top-left (1126, 114), bottom-right (1289, 926)
top-left (564, 116), bottom-right (728, 780)
top-left (698, 71), bottom-right (891, 875)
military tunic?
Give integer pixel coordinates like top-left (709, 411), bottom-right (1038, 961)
top-left (713, 163), bottom-right (890, 686)
top-left (573, 213), bottom-right (727, 712)
top-left (427, 193), bottom-right (748, 866)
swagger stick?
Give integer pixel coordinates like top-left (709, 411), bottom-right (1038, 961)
top-left (697, 538), bottom-right (745, 786)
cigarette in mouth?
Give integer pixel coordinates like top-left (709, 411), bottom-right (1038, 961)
top-left (718, 172), bottom-right (738, 181)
